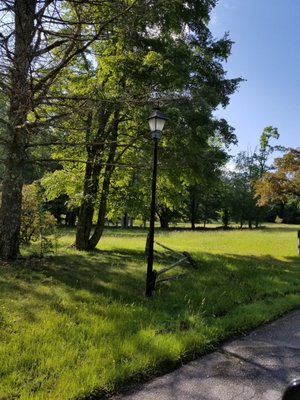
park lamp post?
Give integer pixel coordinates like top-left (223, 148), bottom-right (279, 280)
top-left (146, 108), bottom-right (168, 297)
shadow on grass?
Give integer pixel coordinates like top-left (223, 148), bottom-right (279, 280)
top-left (1, 248), bottom-right (300, 399)
top-left (2, 248), bottom-right (300, 316)
top-left (257, 225), bottom-right (300, 233)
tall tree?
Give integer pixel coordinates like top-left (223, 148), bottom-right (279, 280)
top-left (253, 126), bottom-right (280, 177)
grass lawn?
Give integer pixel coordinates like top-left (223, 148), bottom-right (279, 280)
top-left (1, 224), bottom-right (300, 399)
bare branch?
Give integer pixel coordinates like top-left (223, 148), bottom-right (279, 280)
top-left (33, 38), bottom-right (69, 57)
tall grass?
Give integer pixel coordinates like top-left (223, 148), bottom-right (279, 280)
top-left (0, 224), bottom-right (300, 399)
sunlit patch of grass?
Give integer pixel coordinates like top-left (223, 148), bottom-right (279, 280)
top-left (0, 224), bottom-right (300, 399)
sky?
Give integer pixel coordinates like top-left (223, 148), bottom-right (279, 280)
top-left (209, 0), bottom-right (300, 160)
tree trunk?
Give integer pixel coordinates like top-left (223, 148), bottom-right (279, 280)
top-left (0, 154), bottom-right (24, 260)
top-left (190, 199), bottom-right (196, 230)
top-left (158, 212), bottom-right (169, 229)
top-left (87, 172), bottom-right (111, 249)
top-left (75, 110), bottom-right (109, 250)
top-left (76, 108), bottom-right (119, 251)
top-left (222, 207), bottom-right (229, 229)
top-left (122, 212), bottom-right (129, 228)
top-left (255, 208), bottom-right (261, 228)
top-left (75, 154), bottom-right (102, 249)
top-left (0, 0), bottom-right (37, 260)
top-left (87, 136), bottom-right (118, 249)
top-left (279, 202), bottom-right (285, 219)
top-left (189, 191), bottom-right (198, 231)
top-left (65, 211), bottom-right (77, 227)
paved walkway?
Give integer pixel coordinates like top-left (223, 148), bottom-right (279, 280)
top-left (112, 310), bottom-right (300, 400)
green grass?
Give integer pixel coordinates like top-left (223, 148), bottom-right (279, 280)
top-left (1, 224), bottom-right (300, 399)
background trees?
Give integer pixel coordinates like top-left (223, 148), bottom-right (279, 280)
top-left (256, 149), bottom-right (300, 223)
top-left (256, 149), bottom-right (300, 204)
top-left (216, 127), bottom-right (282, 229)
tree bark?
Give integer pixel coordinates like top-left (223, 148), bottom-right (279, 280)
top-left (75, 152), bottom-right (102, 249)
top-left (0, 152), bottom-right (24, 259)
top-left (87, 166), bottom-right (112, 249)
top-left (75, 110), bottom-right (109, 250)
top-left (88, 131), bottom-right (118, 249)
top-left (75, 108), bottom-right (119, 251)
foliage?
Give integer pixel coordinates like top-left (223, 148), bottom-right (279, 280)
top-left (253, 126), bottom-right (280, 176)
top-left (256, 148), bottom-right (300, 206)
top-left (41, 168), bottom-right (84, 209)
top-left (1, 225), bottom-right (300, 398)
top-left (20, 183), bottom-right (56, 248)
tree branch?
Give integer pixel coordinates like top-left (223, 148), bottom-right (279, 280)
top-left (23, 157), bottom-right (149, 170)
top-left (32, 0), bottom-right (140, 107)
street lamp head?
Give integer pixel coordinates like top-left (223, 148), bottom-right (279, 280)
top-left (147, 108), bottom-right (168, 139)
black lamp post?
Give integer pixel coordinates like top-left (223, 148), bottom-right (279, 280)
top-left (146, 108), bottom-right (168, 297)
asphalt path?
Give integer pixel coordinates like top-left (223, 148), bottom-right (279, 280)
top-left (110, 310), bottom-right (300, 400)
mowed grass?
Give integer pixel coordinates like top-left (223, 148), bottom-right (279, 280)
top-left (1, 224), bottom-right (300, 399)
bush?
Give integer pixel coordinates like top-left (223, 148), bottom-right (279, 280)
top-left (20, 183), bottom-right (56, 246)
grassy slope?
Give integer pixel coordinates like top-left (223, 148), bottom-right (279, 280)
top-left (0, 225), bottom-right (300, 399)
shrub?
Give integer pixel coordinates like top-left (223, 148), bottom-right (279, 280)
top-left (20, 183), bottom-right (56, 247)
